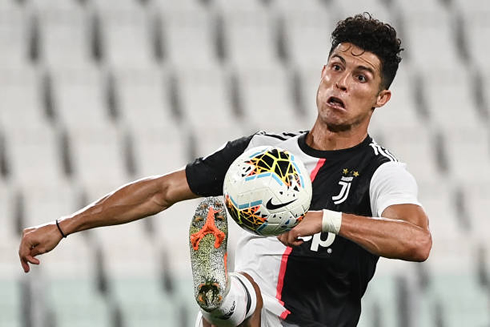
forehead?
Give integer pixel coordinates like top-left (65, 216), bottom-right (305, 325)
top-left (329, 42), bottom-right (382, 75)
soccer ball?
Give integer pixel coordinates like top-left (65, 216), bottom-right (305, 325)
top-left (223, 146), bottom-right (312, 236)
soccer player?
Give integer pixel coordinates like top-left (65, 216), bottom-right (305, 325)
top-left (19, 13), bottom-right (432, 327)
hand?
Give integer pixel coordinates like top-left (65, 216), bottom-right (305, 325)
top-left (277, 211), bottom-right (322, 247)
top-left (18, 222), bottom-right (63, 273)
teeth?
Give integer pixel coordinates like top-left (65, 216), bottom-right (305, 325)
top-left (329, 98), bottom-right (344, 107)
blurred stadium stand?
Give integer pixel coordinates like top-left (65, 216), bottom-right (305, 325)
top-left (0, 0), bottom-right (489, 326)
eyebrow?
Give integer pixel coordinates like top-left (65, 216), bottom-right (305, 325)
top-left (330, 54), bottom-right (376, 77)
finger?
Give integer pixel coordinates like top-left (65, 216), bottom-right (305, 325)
top-left (21, 258), bottom-right (30, 273)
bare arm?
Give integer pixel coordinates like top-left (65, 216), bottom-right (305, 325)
top-left (19, 169), bottom-right (197, 272)
top-left (277, 203), bottom-right (432, 262)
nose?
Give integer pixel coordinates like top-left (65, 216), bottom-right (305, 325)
top-left (335, 73), bottom-right (348, 91)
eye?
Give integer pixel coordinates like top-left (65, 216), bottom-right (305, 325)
top-left (331, 63), bottom-right (342, 71)
top-left (356, 74), bottom-right (367, 82)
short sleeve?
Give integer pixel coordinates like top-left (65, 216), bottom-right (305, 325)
top-left (369, 162), bottom-right (421, 216)
top-left (185, 135), bottom-right (254, 197)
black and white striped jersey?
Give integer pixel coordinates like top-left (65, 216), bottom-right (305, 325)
top-left (186, 131), bottom-right (420, 327)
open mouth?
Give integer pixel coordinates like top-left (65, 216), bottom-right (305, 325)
top-left (327, 96), bottom-right (345, 109)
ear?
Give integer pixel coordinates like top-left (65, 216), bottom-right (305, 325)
top-left (374, 89), bottom-right (391, 108)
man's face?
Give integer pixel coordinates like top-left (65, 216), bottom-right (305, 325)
top-left (316, 42), bottom-right (391, 132)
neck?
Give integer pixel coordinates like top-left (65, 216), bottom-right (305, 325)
top-left (306, 120), bottom-right (369, 151)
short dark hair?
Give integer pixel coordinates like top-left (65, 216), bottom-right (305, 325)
top-left (329, 13), bottom-right (403, 90)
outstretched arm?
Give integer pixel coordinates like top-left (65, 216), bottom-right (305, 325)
top-left (19, 169), bottom-right (197, 272)
top-left (277, 203), bottom-right (432, 262)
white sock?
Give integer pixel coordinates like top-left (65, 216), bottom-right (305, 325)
top-left (200, 273), bottom-right (257, 327)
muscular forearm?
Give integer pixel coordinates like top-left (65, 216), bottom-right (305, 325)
top-left (59, 170), bottom-right (196, 236)
top-left (339, 213), bottom-right (431, 261)
top-left (279, 204), bottom-right (432, 262)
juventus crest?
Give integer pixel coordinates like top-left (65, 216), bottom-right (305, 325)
top-left (332, 169), bottom-right (359, 205)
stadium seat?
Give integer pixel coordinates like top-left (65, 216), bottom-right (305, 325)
top-left (374, 126), bottom-right (443, 184)
top-left (0, 180), bottom-right (16, 240)
top-left (3, 124), bottom-right (66, 187)
top-left (159, 6), bottom-right (219, 68)
top-left (175, 64), bottom-right (240, 129)
top-left (423, 237), bottom-right (490, 327)
top-left (0, 3), bottom-right (31, 69)
top-left (219, 7), bottom-right (279, 69)
top-left (335, 0), bottom-right (393, 24)
top-left (460, 181), bottom-right (490, 245)
top-left (49, 64), bottom-right (113, 129)
top-left (95, 5), bottom-right (157, 69)
top-left (34, 0), bottom-right (93, 68)
top-left (419, 67), bottom-right (482, 131)
top-left (295, 65), bottom-right (323, 124)
top-left (0, 66), bottom-right (47, 129)
top-left (129, 123), bottom-right (189, 177)
top-left (235, 64), bottom-right (307, 133)
top-left (369, 64), bottom-right (424, 131)
top-left (212, 0), bottom-right (266, 11)
top-left (273, 2), bottom-right (334, 69)
top-left (452, 0), bottom-right (490, 70)
top-left (417, 180), bottom-right (461, 242)
top-left (192, 124), bottom-right (247, 158)
top-left (0, 278), bottom-right (21, 327)
top-left (157, 0), bottom-right (207, 11)
top-left (112, 66), bottom-right (176, 129)
top-left (67, 124), bottom-right (130, 195)
top-left (441, 126), bottom-right (490, 185)
top-left (395, 0), bottom-right (461, 70)
top-left (20, 181), bottom-right (79, 229)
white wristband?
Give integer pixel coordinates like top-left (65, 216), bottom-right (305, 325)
top-left (322, 209), bottom-right (342, 234)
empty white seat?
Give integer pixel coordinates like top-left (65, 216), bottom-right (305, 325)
top-left (220, 8), bottom-right (278, 69)
top-left (296, 65), bottom-right (323, 124)
top-left (0, 4), bottom-right (31, 69)
top-left (175, 64), bottom-right (239, 129)
top-left (42, 232), bottom-right (95, 278)
top-left (110, 276), bottom-right (180, 327)
top-left (453, 0), bottom-right (490, 69)
top-left (97, 6), bottom-right (156, 69)
top-left (160, 8), bottom-right (219, 68)
top-left (68, 124), bottom-right (129, 190)
top-left (20, 181), bottom-right (79, 228)
top-left (374, 126), bottom-right (442, 184)
top-left (156, 0), bottom-right (206, 11)
top-left (370, 64), bottom-right (422, 129)
top-left (34, 2), bottom-right (93, 68)
top-left (420, 68), bottom-right (482, 131)
top-left (235, 64), bottom-right (307, 132)
top-left (48, 279), bottom-right (112, 327)
top-left (442, 126), bottom-right (490, 184)
top-left (417, 180), bottom-right (460, 243)
top-left (335, 0), bottom-right (392, 24)
top-left (213, 0), bottom-right (265, 11)
top-left (130, 123), bottom-right (189, 177)
top-left (50, 65), bottom-right (112, 129)
top-left (0, 66), bottom-right (47, 129)
top-left (0, 277), bottom-right (21, 327)
top-left (0, 180), bottom-right (16, 241)
top-left (4, 124), bottom-right (66, 187)
top-left (89, 0), bottom-right (142, 10)
top-left (279, 8), bottom-right (336, 69)
top-left (113, 66), bottom-right (175, 129)
top-left (153, 198), bottom-right (201, 276)
top-left (460, 181), bottom-right (490, 244)
top-left (92, 219), bottom-right (156, 277)
top-left (271, 0), bottom-right (327, 12)
top-left (396, 2), bottom-right (460, 70)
